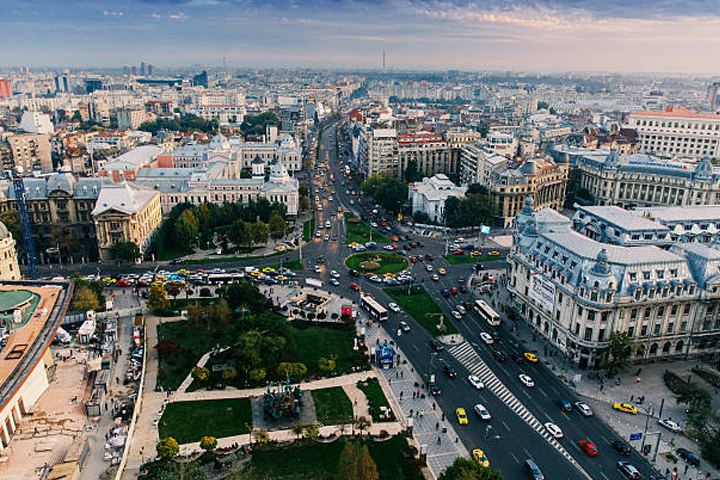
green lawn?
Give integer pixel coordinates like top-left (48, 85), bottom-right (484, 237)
top-left (156, 244), bottom-right (193, 261)
top-left (302, 218), bottom-right (315, 242)
top-left (265, 259), bottom-right (304, 271)
top-left (158, 398), bottom-right (252, 444)
top-left (311, 387), bottom-right (354, 425)
top-left (344, 212), bottom-right (390, 244)
top-left (357, 378), bottom-right (394, 422)
top-left (444, 254), bottom-right (505, 264)
top-left (249, 436), bottom-right (424, 480)
top-left (384, 286), bottom-right (458, 336)
top-left (345, 252), bottom-right (408, 275)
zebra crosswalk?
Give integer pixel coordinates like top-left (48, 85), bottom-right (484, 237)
top-left (448, 342), bottom-right (590, 478)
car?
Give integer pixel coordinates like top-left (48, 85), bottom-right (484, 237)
top-left (426, 254), bottom-right (434, 260)
top-left (453, 249), bottom-right (464, 255)
top-left (388, 302), bottom-right (401, 313)
top-left (460, 285), bottom-right (469, 293)
top-left (349, 282), bottom-right (360, 291)
top-left (523, 459), bottom-right (545, 480)
top-left (444, 365), bottom-right (457, 378)
top-left (315, 231), bottom-right (322, 237)
top-left (116, 279), bottom-right (132, 286)
top-left (612, 440), bottom-right (631, 456)
top-left (556, 398), bottom-right (572, 412)
top-left (524, 352), bottom-right (539, 363)
top-left (329, 278), bottom-right (340, 286)
top-left (617, 461), bottom-right (642, 479)
top-left (450, 287), bottom-right (458, 294)
top-left (519, 374), bottom-right (534, 387)
top-left (456, 408), bottom-right (468, 425)
top-left (438, 268), bottom-right (447, 275)
top-left (441, 289), bottom-right (450, 297)
top-left (658, 418), bottom-right (682, 433)
top-left (451, 310), bottom-right (462, 320)
top-left (544, 422), bottom-right (563, 439)
top-left (472, 449), bottom-right (490, 467)
top-left (314, 265), bottom-right (322, 273)
top-left (425, 264), bottom-right (433, 272)
top-left (489, 251), bottom-right (501, 256)
top-left (470, 250), bottom-right (482, 256)
top-left (493, 350), bottom-right (507, 362)
top-left (468, 375), bottom-right (484, 390)
top-left (676, 447), bottom-right (700, 467)
top-left (457, 276), bottom-right (465, 283)
top-left (575, 402), bottom-right (593, 417)
top-left (429, 384), bottom-right (441, 395)
top-left (473, 403), bottom-right (491, 420)
top-left (350, 269), bottom-right (359, 277)
top-left (330, 270), bottom-right (341, 278)
top-left (430, 339), bottom-right (444, 351)
top-left (410, 256), bottom-right (418, 263)
top-left (613, 403), bottom-right (638, 415)
top-left (479, 332), bottom-right (494, 344)
top-left (579, 440), bottom-right (598, 456)
top-left (457, 305), bottom-right (466, 314)
top-left (399, 321), bottom-right (410, 332)
top-left (512, 353), bottom-right (525, 364)
top-left (432, 274), bottom-right (439, 281)
top-left (490, 330), bottom-right (500, 341)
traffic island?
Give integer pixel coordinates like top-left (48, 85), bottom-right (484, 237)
top-left (384, 285), bottom-right (458, 336)
top-left (345, 252), bottom-right (408, 275)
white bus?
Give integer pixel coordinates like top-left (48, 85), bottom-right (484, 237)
top-left (474, 300), bottom-right (501, 326)
top-left (360, 294), bottom-right (388, 321)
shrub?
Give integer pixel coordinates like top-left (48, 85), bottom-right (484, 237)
top-left (199, 287), bottom-right (212, 297)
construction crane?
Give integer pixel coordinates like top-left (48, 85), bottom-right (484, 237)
top-left (3, 168), bottom-right (38, 279)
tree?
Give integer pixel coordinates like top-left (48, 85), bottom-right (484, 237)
top-left (318, 357), bottom-right (336, 373)
top-left (165, 282), bottom-right (183, 300)
top-left (49, 223), bottom-right (82, 256)
top-left (253, 429), bottom-right (270, 445)
top-left (699, 427), bottom-right (720, 468)
top-left (602, 332), bottom-right (636, 376)
top-left (354, 416), bottom-right (371, 437)
top-left (303, 423), bottom-right (320, 440)
top-left (362, 174), bottom-right (407, 214)
top-left (155, 339), bottom-right (179, 357)
top-left (249, 368), bottom-right (266, 384)
top-left (438, 457), bottom-right (505, 480)
top-left (200, 436), bottom-right (217, 453)
top-left (222, 367), bottom-right (238, 381)
top-left (156, 437), bottom-right (180, 460)
top-left (213, 298), bottom-right (233, 326)
top-left (111, 241), bottom-right (141, 262)
top-left (230, 219), bottom-right (252, 249)
top-left (147, 284), bottom-right (170, 312)
top-left (71, 286), bottom-right (100, 312)
top-left (237, 331), bottom-right (264, 382)
top-left (278, 362), bottom-right (307, 380)
top-left (251, 221), bottom-right (269, 246)
top-left (403, 159), bottom-right (423, 183)
top-left (173, 209), bottom-right (200, 250)
top-left (187, 302), bottom-right (212, 330)
top-left (291, 423), bottom-right (306, 440)
top-left (676, 382), bottom-right (712, 410)
top-left (299, 196), bottom-right (310, 211)
top-left (191, 366), bottom-right (210, 382)
top-left (269, 213), bottom-right (287, 239)
top-left (0, 212), bottom-right (21, 246)
top-left (337, 442), bottom-right (379, 480)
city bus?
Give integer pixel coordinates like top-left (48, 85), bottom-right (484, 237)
top-left (360, 294), bottom-right (388, 321)
top-left (474, 299), bottom-right (501, 326)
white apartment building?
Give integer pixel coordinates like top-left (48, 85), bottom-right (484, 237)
top-left (408, 174), bottom-right (467, 222)
top-left (358, 127), bottom-right (398, 178)
top-left (508, 201), bottom-right (720, 369)
top-left (117, 109), bottom-right (150, 130)
top-left (19, 111), bottom-right (53, 135)
top-left (459, 142), bottom-right (509, 185)
top-left (627, 107), bottom-right (720, 159)
top-left (192, 104), bottom-right (245, 125)
top-left (398, 132), bottom-right (454, 179)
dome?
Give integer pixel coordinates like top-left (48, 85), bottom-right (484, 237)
top-left (603, 148), bottom-right (620, 171)
top-left (694, 155), bottom-right (714, 181)
top-left (0, 222), bottom-right (10, 240)
top-left (519, 160), bottom-right (537, 176)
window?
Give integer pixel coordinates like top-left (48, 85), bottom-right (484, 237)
top-left (641, 325), bottom-right (648, 336)
top-left (631, 309), bottom-right (638, 320)
top-left (601, 312), bottom-right (609, 323)
top-left (658, 306), bottom-right (665, 317)
top-left (584, 327), bottom-right (593, 341)
top-left (629, 272), bottom-right (637, 281)
top-left (671, 305), bottom-right (678, 316)
top-left (643, 271), bottom-right (651, 280)
top-left (656, 270), bottom-right (664, 279)
top-left (654, 324), bottom-right (661, 335)
top-left (681, 321), bottom-right (688, 332)
top-left (683, 304), bottom-right (691, 315)
top-left (667, 323), bottom-right (674, 334)
top-left (628, 326), bottom-right (635, 336)
top-left (587, 311), bottom-right (596, 322)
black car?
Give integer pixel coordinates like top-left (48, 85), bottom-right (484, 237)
top-left (612, 440), bottom-right (631, 456)
top-left (556, 398), bottom-right (572, 412)
top-left (458, 277), bottom-right (465, 284)
top-left (430, 339), bottom-right (444, 352)
top-left (350, 269), bottom-right (359, 277)
top-left (441, 289), bottom-right (450, 298)
top-left (429, 384), bottom-right (441, 395)
top-left (512, 353), bottom-right (525, 364)
top-left (444, 365), bottom-right (457, 378)
top-left (677, 448), bottom-right (700, 466)
top-left (493, 350), bottom-right (507, 362)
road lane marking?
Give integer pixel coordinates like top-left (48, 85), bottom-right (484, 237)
top-left (538, 387), bottom-right (549, 398)
top-left (510, 452), bottom-right (520, 464)
top-left (502, 421), bottom-right (511, 432)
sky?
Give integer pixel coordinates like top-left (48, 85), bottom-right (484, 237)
top-left (1, 0), bottom-right (720, 73)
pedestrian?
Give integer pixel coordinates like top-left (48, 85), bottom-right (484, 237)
top-left (438, 436), bottom-right (442, 445)
top-left (401, 371), bottom-right (404, 378)
top-left (400, 391), bottom-right (403, 398)
top-left (415, 410), bottom-right (419, 417)
top-left (441, 413), bottom-right (445, 421)
top-left (396, 372), bottom-right (398, 378)
top-left (685, 465), bottom-right (689, 475)
top-left (435, 422), bottom-right (439, 430)
top-left (410, 409), bottom-right (414, 417)
top-left (455, 437), bottom-right (459, 443)
top-left (631, 395), bottom-right (634, 402)
top-left (433, 403), bottom-right (436, 410)
top-left (412, 392), bottom-right (416, 399)
top-left (116, 377), bottom-right (119, 384)
top-left (420, 410), bottom-right (424, 418)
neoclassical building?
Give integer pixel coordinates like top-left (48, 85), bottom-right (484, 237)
top-left (0, 222), bottom-right (20, 280)
top-left (507, 198), bottom-right (720, 369)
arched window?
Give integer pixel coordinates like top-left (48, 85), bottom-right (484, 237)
top-left (649, 343), bottom-right (658, 355)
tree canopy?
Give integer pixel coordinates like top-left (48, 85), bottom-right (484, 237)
top-left (602, 331), bottom-right (636, 376)
top-left (240, 111), bottom-right (281, 137)
top-left (111, 241), bottom-right (141, 262)
top-left (139, 113), bottom-right (218, 134)
top-left (362, 174), bottom-right (407, 214)
top-left (337, 442), bottom-right (379, 480)
top-left (443, 186), bottom-right (497, 228)
top-left (438, 458), bottom-right (505, 480)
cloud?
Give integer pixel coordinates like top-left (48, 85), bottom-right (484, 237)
top-left (103, 10), bottom-right (125, 16)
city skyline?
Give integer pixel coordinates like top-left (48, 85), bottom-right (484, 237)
top-left (1, 0), bottom-right (720, 73)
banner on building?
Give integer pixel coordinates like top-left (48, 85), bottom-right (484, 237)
top-left (480, 225), bottom-right (491, 235)
top-left (529, 272), bottom-right (555, 312)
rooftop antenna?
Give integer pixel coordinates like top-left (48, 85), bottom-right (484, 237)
top-left (382, 49), bottom-right (386, 71)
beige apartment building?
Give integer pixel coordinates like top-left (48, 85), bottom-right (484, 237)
top-left (6, 133), bottom-right (52, 173)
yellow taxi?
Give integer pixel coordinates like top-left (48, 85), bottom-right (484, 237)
top-left (524, 352), bottom-right (539, 363)
top-left (488, 251), bottom-right (500, 256)
top-left (262, 267), bottom-right (276, 273)
top-left (456, 408), bottom-right (468, 425)
top-left (472, 449), bottom-right (490, 467)
top-left (470, 250), bottom-right (483, 257)
top-left (102, 277), bottom-right (115, 284)
top-left (250, 270), bottom-right (262, 278)
top-left (177, 269), bottom-right (190, 275)
top-left (613, 403), bottom-right (638, 415)
top-left (438, 268), bottom-right (447, 275)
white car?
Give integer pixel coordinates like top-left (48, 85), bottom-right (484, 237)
top-left (658, 419), bottom-right (682, 433)
top-left (329, 278), bottom-right (340, 286)
top-left (457, 305), bottom-right (466, 314)
top-left (383, 245), bottom-right (394, 251)
top-left (371, 222), bottom-right (379, 228)
top-left (425, 264), bottom-right (433, 272)
top-left (574, 402), bottom-right (593, 417)
top-left (451, 311), bottom-right (462, 320)
top-left (432, 274), bottom-right (439, 281)
top-left (479, 332), bottom-right (494, 345)
top-left (324, 235), bottom-right (330, 241)
top-left (519, 374), bottom-right (534, 388)
top-left (474, 404), bottom-right (491, 420)
top-left (457, 237), bottom-right (466, 242)
top-left (468, 375), bottom-right (484, 390)
top-left (315, 231), bottom-right (322, 237)
top-left (330, 270), bottom-right (341, 278)
top-left (399, 321), bottom-right (410, 332)
top-left (544, 422), bottom-right (563, 439)
top-left (388, 302), bottom-right (401, 313)
top-left (314, 266), bottom-right (322, 273)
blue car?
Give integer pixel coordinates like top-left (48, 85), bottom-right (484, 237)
top-left (556, 398), bottom-right (572, 412)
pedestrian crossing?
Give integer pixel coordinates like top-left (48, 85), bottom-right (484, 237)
top-left (448, 342), bottom-right (590, 479)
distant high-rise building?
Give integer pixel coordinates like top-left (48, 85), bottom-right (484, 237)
top-left (85, 79), bottom-right (103, 94)
top-left (131, 66), bottom-right (138, 75)
top-left (710, 83), bottom-right (720, 111)
top-left (147, 64), bottom-right (154, 76)
top-left (140, 62), bottom-right (147, 76)
top-left (192, 70), bottom-right (209, 88)
top-left (123, 66), bottom-right (130, 75)
top-left (55, 74), bottom-right (69, 93)
top-left (0, 79), bottom-right (12, 98)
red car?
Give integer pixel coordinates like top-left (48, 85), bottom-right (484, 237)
top-left (453, 249), bottom-right (464, 255)
top-left (350, 283), bottom-right (360, 291)
top-left (450, 287), bottom-right (458, 294)
top-left (116, 279), bottom-right (132, 286)
top-left (579, 440), bottom-right (598, 457)
top-left (426, 254), bottom-right (434, 260)
top-left (410, 257), bottom-right (418, 263)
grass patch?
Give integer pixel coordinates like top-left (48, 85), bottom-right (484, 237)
top-left (156, 244), bottom-right (193, 262)
top-left (345, 252), bottom-right (408, 275)
top-left (384, 285), bottom-right (458, 336)
top-left (344, 212), bottom-right (389, 244)
top-left (158, 398), bottom-right (252, 444)
top-left (265, 259), bottom-right (304, 271)
top-left (444, 254), bottom-right (505, 264)
top-left (303, 219), bottom-right (315, 242)
top-left (311, 387), bottom-right (354, 425)
top-left (249, 436), bottom-right (423, 480)
top-left (358, 378), bottom-right (394, 422)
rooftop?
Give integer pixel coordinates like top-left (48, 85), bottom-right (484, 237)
top-left (632, 107), bottom-right (720, 120)
top-left (578, 205), bottom-right (668, 232)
